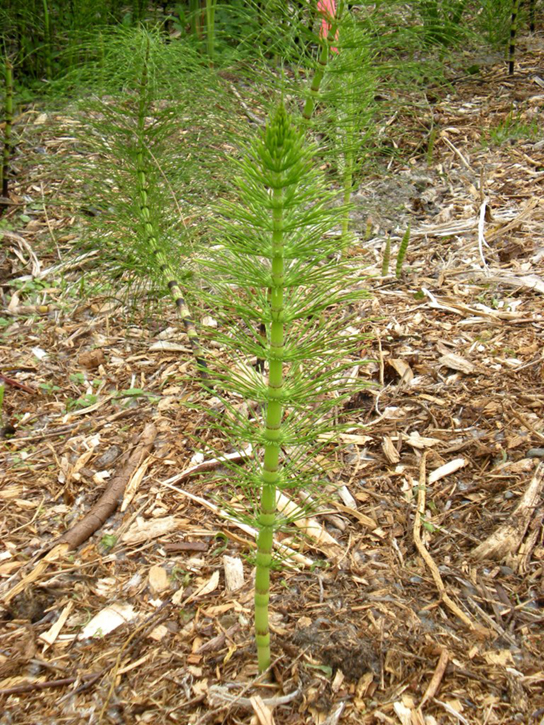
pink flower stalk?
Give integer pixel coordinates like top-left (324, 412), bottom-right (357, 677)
top-left (317, 0), bottom-right (339, 53)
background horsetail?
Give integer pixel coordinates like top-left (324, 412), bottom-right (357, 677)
top-left (202, 103), bottom-right (368, 671)
top-left (135, 37), bottom-right (207, 376)
top-left (58, 26), bottom-right (235, 376)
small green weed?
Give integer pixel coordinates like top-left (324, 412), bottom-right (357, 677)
top-left (66, 393), bottom-right (98, 411)
top-left (484, 112), bottom-right (541, 147)
top-left (40, 381), bottom-right (62, 394)
top-left (100, 534), bottom-right (117, 551)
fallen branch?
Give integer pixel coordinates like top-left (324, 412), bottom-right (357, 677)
top-left (0, 372), bottom-right (35, 394)
top-left (2, 423), bottom-right (156, 604)
top-left (472, 461), bottom-right (544, 561)
top-left (0, 672), bottom-right (101, 696)
top-left (54, 422), bottom-right (157, 550)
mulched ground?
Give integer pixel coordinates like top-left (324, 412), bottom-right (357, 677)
top-left (1, 32), bottom-right (543, 725)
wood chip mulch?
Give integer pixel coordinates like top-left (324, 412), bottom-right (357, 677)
top-left (1, 36), bottom-right (543, 725)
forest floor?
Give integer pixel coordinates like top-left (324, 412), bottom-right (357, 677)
top-left (1, 32), bottom-right (544, 725)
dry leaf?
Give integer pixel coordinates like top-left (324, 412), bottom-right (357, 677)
top-left (438, 353), bottom-right (475, 374)
top-left (78, 349), bottom-right (105, 369)
top-left (148, 565), bottom-right (171, 594)
top-left (122, 516), bottom-right (180, 546)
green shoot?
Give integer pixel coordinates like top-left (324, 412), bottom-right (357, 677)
top-left (395, 225), bottom-right (411, 278)
top-left (203, 104), bottom-right (368, 671)
top-left (382, 236), bottom-right (391, 277)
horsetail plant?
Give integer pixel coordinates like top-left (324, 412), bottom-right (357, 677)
top-left (63, 27), bottom-right (232, 376)
top-left (320, 13), bottom-right (375, 241)
top-left (134, 37), bottom-right (207, 376)
top-left (202, 104), bottom-right (367, 671)
top-left (298, 4), bottom-right (375, 242)
top-left (509, 0), bottom-right (521, 74)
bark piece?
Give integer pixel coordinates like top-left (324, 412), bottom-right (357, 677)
top-left (472, 461), bottom-right (544, 561)
top-left (54, 422), bottom-right (156, 549)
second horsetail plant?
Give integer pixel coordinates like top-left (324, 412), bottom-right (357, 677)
top-left (299, 3), bottom-right (375, 242)
top-left (134, 38), bottom-right (207, 376)
top-left (64, 27), bottom-right (232, 376)
top-left (202, 104), bottom-right (367, 671)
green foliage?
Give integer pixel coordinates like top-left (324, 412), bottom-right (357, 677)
top-left (201, 104), bottom-right (368, 671)
top-left (484, 111), bottom-right (541, 147)
top-left (56, 26), bottom-right (236, 375)
top-left (0, 0), bottom-right (124, 81)
top-left (1, 56), bottom-right (14, 207)
top-left (415, 0), bottom-right (468, 46)
top-left (476, 0), bottom-right (513, 46)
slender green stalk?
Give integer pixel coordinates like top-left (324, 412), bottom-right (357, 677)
top-left (1, 57), bottom-right (13, 214)
top-left (190, 0), bottom-right (202, 38)
top-left (381, 236), bottom-right (390, 276)
top-left (340, 68), bottom-right (354, 241)
top-left (302, 12), bottom-right (339, 124)
top-left (205, 0), bottom-right (218, 65)
top-left (395, 225), bottom-right (410, 278)
top-left (42, 0), bottom-right (52, 79)
top-left (254, 154), bottom-right (286, 672)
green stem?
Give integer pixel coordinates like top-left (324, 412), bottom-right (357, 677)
top-left (190, 0), bottom-right (202, 39)
top-left (205, 0), bottom-right (217, 66)
top-left (255, 181), bottom-right (285, 673)
top-left (341, 70), bottom-right (354, 242)
top-left (42, 0), bottom-right (52, 79)
top-left (302, 25), bottom-right (334, 124)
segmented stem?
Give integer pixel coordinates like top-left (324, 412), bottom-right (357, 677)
top-left (302, 8), bottom-right (340, 124)
top-left (381, 236), bottom-right (390, 277)
top-left (255, 176), bottom-right (285, 673)
top-left (509, 0), bottom-right (520, 75)
top-left (137, 44), bottom-right (207, 377)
